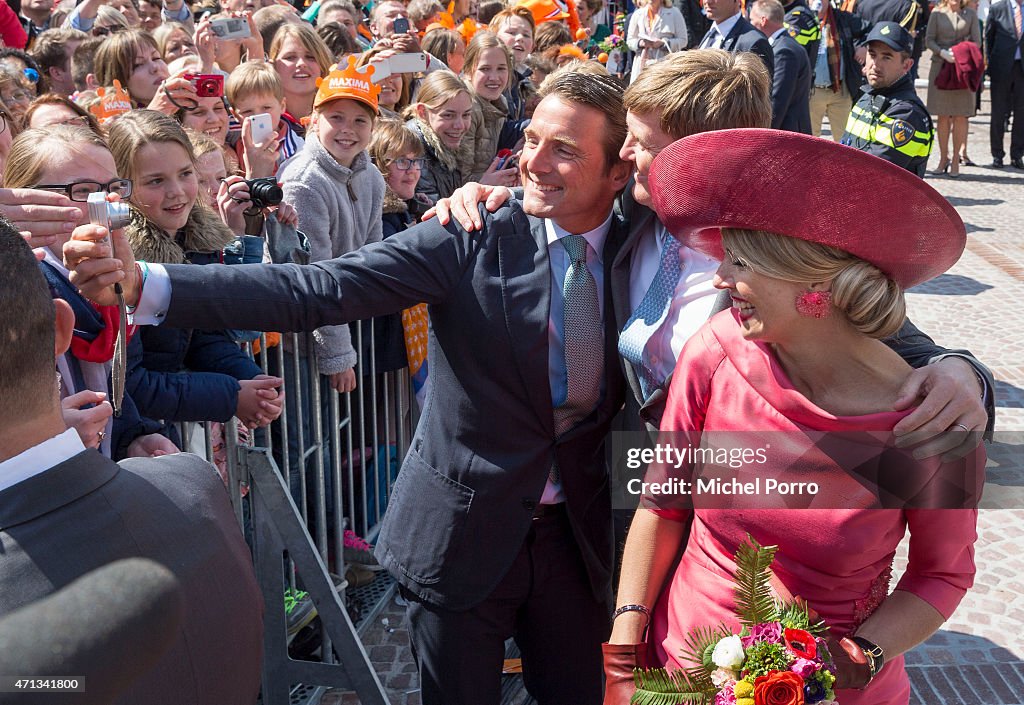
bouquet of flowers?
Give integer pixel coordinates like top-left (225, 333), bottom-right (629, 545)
top-left (597, 32), bottom-right (625, 55)
top-left (632, 537), bottom-right (838, 705)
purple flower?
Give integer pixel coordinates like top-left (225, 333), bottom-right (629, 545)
top-left (742, 622), bottom-right (783, 648)
top-left (790, 658), bottom-right (820, 678)
top-left (804, 679), bottom-right (828, 703)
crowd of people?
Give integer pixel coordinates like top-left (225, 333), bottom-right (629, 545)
top-left (0, 0), bottom-right (1008, 701)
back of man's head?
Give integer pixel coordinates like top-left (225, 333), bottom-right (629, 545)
top-left (750, 0), bottom-right (785, 27)
top-left (0, 219), bottom-right (57, 423)
top-left (624, 49), bottom-right (772, 140)
top-left (539, 69), bottom-right (627, 169)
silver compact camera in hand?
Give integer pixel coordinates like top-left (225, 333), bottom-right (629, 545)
top-left (87, 192), bottom-right (131, 230)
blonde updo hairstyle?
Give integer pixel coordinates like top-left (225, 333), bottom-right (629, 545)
top-left (721, 229), bottom-right (906, 339)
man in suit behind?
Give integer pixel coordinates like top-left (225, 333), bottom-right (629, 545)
top-left (985, 0), bottom-right (1024, 168)
top-left (0, 219), bottom-right (262, 705)
top-left (751, 0), bottom-right (813, 132)
top-left (698, 0), bottom-right (776, 75)
top-left (67, 72), bottom-right (635, 705)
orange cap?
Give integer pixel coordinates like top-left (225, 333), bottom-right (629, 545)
top-left (515, 0), bottom-right (569, 25)
top-left (89, 80), bottom-right (132, 124)
top-left (314, 56), bottom-right (381, 114)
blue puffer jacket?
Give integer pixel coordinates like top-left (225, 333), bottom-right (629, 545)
top-left (125, 208), bottom-right (263, 424)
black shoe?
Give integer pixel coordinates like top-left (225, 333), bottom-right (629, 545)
top-left (1012, 157), bottom-right (1024, 170)
top-left (991, 157), bottom-right (1005, 168)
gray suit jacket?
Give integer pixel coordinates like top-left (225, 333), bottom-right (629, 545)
top-left (0, 451), bottom-right (262, 705)
top-left (158, 202), bottom-right (628, 610)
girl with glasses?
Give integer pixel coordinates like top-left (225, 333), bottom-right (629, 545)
top-left (3, 124), bottom-right (177, 459)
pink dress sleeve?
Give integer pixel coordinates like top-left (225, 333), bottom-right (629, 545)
top-left (894, 508), bottom-right (978, 619)
top-left (646, 322), bottom-right (726, 523)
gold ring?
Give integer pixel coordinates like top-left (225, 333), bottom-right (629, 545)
top-left (97, 430), bottom-right (106, 441)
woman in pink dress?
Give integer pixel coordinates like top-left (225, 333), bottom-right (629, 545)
top-left (604, 129), bottom-right (985, 705)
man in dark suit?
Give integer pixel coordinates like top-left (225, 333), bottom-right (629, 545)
top-left (68, 72), bottom-right (634, 705)
top-left (985, 0), bottom-right (1024, 168)
top-left (751, 0), bottom-right (813, 132)
top-left (698, 0), bottom-right (775, 75)
top-left (0, 220), bottom-right (263, 705)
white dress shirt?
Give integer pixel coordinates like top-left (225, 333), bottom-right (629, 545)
top-left (703, 12), bottom-right (743, 48)
top-left (626, 220), bottom-right (719, 397)
top-left (0, 428), bottom-right (86, 493)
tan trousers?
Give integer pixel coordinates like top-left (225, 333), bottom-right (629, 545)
top-left (810, 83), bottom-right (852, 142)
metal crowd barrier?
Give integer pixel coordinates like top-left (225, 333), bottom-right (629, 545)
top-left (178, 319), bottom-right (417, 704)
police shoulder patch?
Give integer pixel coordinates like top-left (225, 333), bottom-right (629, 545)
top-left (891, 119), bottom-right (914, 147)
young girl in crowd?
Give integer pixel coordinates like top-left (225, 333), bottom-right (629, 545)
top-left (488, 6), bottom-right (535, 122)
top-left (404, 70), bottom-right (472, 212)
top-left (368, 118), bottom-right (428, 405)
top-left (3, 124), bottom-right (175, 459)
top-left (279, 56), bottom-right (384, 393)
top-left (177, 94), bottom-right (231, 146)
top-left (269, 23), bottom-right (333, 122)
top-left (422, 27), bottom-right (466, 74)
top-left (105, 109), bottom-right (283, 437)
top-left (458, 31), bottom-right (518, 185)
top-left (153, 22), bottom-right (198, 64)
top-left (93, 29), bottom-right (202, 116)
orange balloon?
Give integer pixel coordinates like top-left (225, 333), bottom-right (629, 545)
top-left (597, 52), bottom-right (608, 63)
top-left (575, 28), bottom-right (588, 40)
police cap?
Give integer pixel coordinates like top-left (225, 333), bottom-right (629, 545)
top-left (864, 22), bottom-right (914, 54)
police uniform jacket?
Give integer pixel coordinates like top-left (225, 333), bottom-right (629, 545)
top-left (841, 72), bottom-right (934, 177)
top-left (783, 0), bottom-right (822, 69)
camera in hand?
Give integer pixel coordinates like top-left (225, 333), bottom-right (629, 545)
top-left (245, 177), bottom-right (283, 209)
top-left (88, 192), bottom-right (131, 231)
top-left (184, 73), bottom-right (224, 98)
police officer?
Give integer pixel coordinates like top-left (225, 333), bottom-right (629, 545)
top-left (841, 22), bottom-right (933, 177)
top-left (782, 0), bottom-right (821, 67)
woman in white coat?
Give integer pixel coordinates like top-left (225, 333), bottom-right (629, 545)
top-left (626, 0), bottom-right (688, 82)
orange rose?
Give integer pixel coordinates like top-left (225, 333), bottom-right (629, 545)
top-left (753, 671), bottom-right (805, 705)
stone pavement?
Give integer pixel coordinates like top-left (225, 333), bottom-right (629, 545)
top-left (321, 87), bottom-right (1024, 705)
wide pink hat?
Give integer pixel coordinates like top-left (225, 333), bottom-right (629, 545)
top-left (647, 128), bottom-right (966, 289)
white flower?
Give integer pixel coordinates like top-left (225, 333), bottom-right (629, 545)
top-left (710, 668), bottom-right (737, 688)
top-left (711, 635), bottom-right (746, 670)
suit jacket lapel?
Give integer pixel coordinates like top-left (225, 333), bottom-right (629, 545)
top-left (499, 209), bottom-right (555, 430)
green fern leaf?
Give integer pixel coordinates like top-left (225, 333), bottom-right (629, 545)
top-left (733, 535), bottom-right (780, 628)
top-left (679, 623), bottom-right (732, 672)
top-left (631, 667), bottom-right (717, 705)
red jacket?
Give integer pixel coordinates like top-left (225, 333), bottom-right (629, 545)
top-left (936, 40), bottom-right (984, 92)
top-left (0, 2), bottom-right (28, 49)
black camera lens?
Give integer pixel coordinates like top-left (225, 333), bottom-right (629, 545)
top-left (245, 177), bottom-right (283, 209)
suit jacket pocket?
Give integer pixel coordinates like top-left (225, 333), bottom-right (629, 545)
top-left (378, 449), bottom-right (474, 584)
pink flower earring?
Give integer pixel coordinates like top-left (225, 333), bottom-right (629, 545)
top-left (795, 290), bottom-right (832, 319)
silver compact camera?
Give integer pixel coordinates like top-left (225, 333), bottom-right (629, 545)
top-left (87, 192), bottom-right (131, 230)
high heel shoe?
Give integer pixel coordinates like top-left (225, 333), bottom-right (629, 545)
top-left (949, 155), bottom-right (961, 178)
top-left (961, 153), bottom-right (975, 167)
top-left (930, 157), bottom-right (950, 175)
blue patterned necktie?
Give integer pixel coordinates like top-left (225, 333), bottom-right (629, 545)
top-left (552, 235), bottom-right (603, 478)
top-left (618, 231), bottom-right (683, 401)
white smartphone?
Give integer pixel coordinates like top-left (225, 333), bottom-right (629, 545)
top-left (246, 113), bottom-right (275, 144)
top-left (387, 52), bottom-right (427, 74)
top-left (210, 16), bottom-right (252, 40)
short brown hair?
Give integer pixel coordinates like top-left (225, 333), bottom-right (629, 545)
top-left (533, 21), bottom-right (571, 54)
top-left (539, 69), bottom-right (626, 170)
top-left (750, 0), bottom-right (785, 23)
top-left (71, 37), bottom-right (104, 92)
top-left (29, 28), bottom-right (89, 79)
top-left (422, 28), bottom-right (463, 64)
top-left (23, 93), bottom-right (103, 136)
top-left (317, 21), bottom-right (362, 58)
top-left (368, 118), bottom-right (423, 178)
top-left (226, 60), bottom-right (285, 104)
top-left (623, 49), bottom-right (771, 140)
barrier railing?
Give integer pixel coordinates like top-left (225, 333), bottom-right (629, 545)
top-left (179, 319), bottom-right (416, 703)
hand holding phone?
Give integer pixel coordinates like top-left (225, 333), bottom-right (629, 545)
top-left (246, 113), bottom-right (275, 144)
